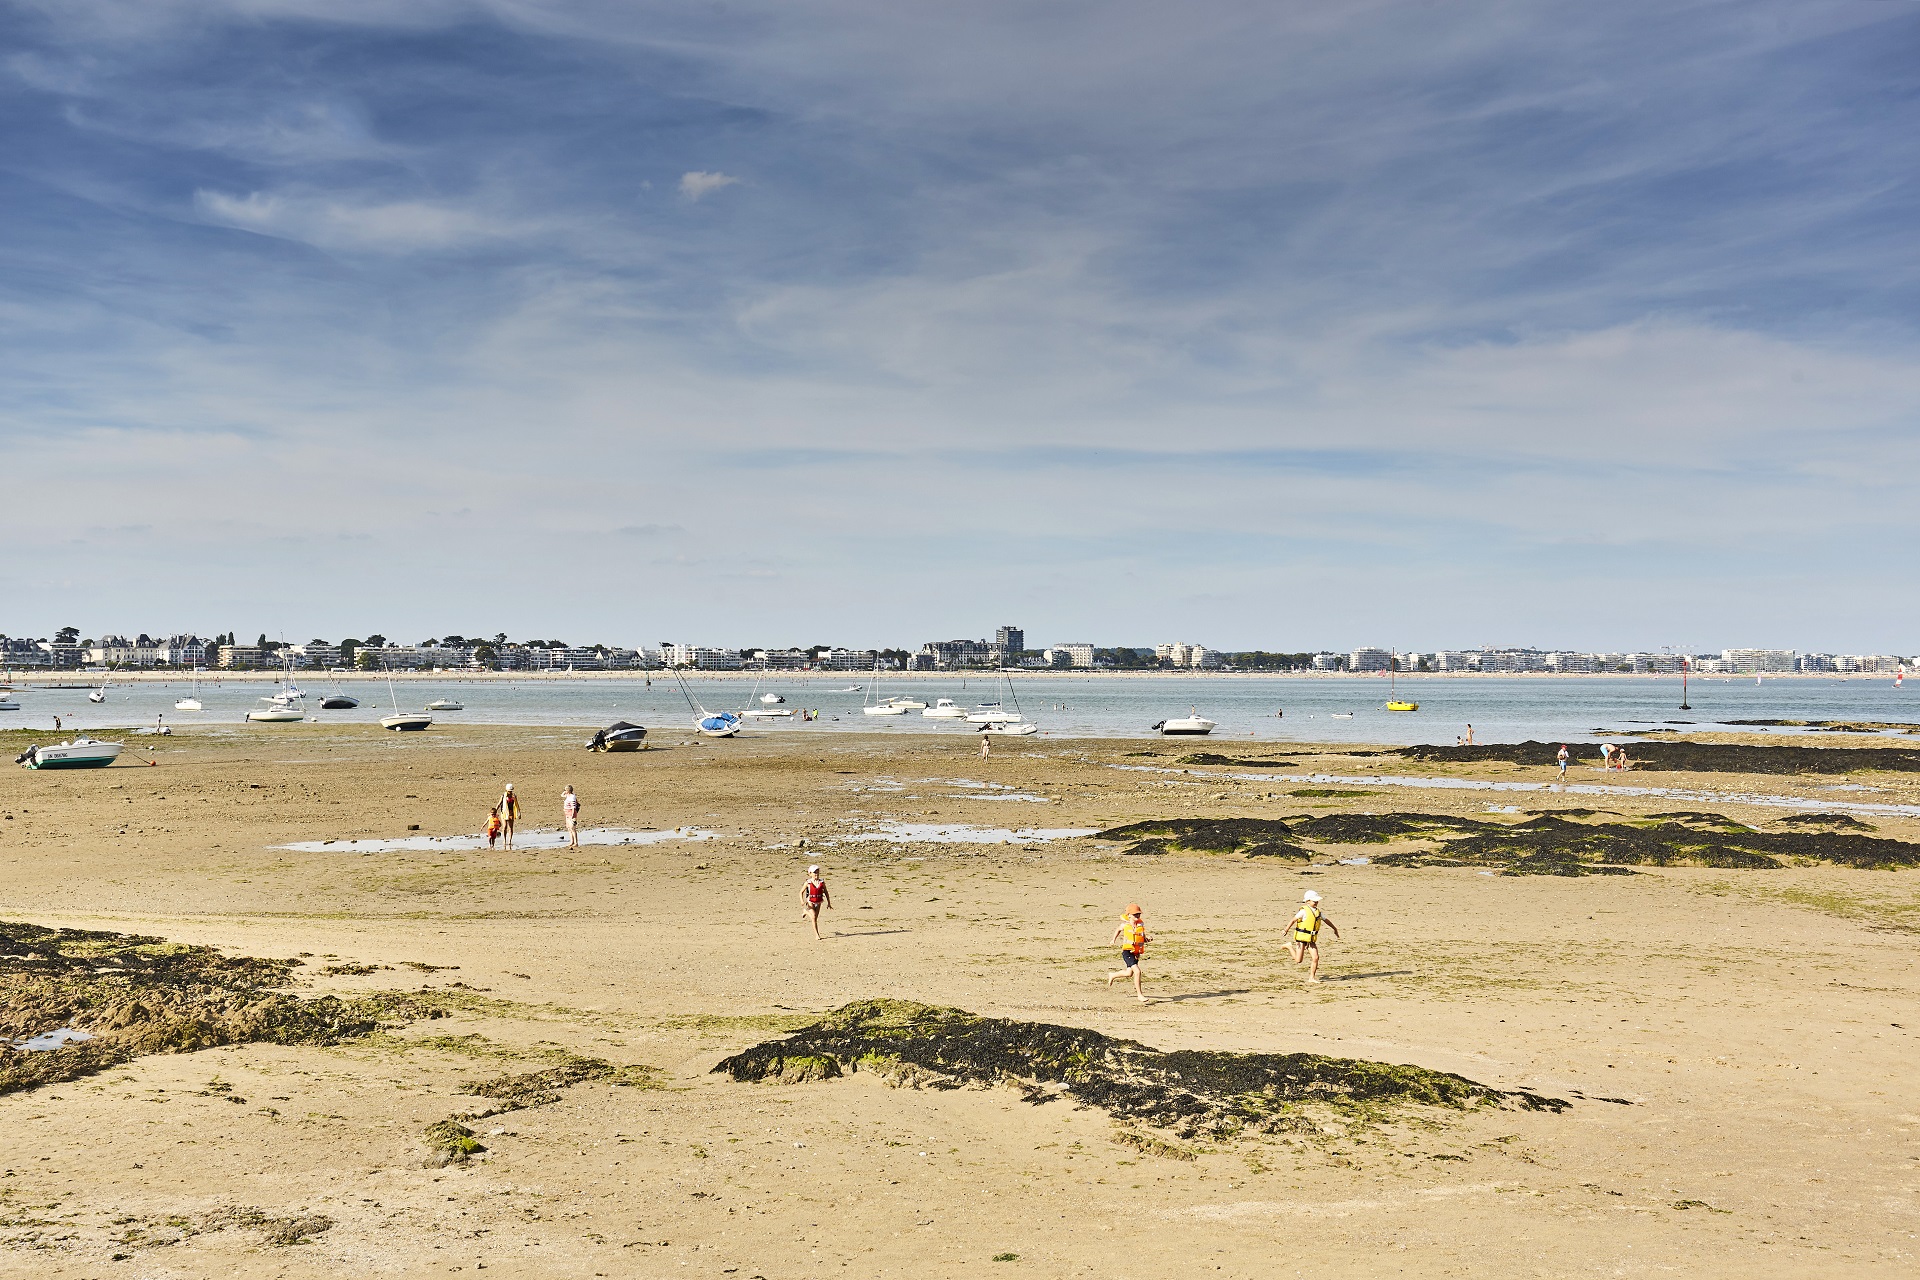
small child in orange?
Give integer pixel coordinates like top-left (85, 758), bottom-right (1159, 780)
top-left (485, 806), bottom-right (503, 850)
top-left (1105, 904), bottom-right (1151, 1003)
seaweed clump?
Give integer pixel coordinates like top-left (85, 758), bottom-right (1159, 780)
top-left (1094, 813), bottom-right (1920, 876)
top-left (715, 999), bottom-right (1565, 1140)
top-left (1178, 754), bottom-right (1301, 768)
top-left (1095, 817), bottom-right (1310, 859)
top-left (1, 920), bottom-right (438, 1096)
top-left (1395, 739), bottom-right (1920, 776)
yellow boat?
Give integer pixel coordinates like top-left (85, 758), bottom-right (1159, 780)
top-left (1385, 651), bottom-right (1417, 710)
top-left (1386, 700), bottom-right (1419, 712)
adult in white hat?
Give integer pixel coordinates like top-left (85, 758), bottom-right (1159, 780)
top-left (1288, 889), bottom-right (1340, 984)
top-left (497, 782), bottom-right (521, 851)
top-left (801, 864), bottom-right (832, 939)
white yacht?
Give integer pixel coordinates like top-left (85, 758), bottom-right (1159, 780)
top-left (175, 670), bottom-right (205, 712)
top-left (18, 736), bottom-right (123, 768)
top-left (922, 697), bottom-right (967, 719)
top-left (247, 699), bottom-right (305, 723)
top-left (862, 663), bottom-right (909, 714)
top-left (425, 699), bottom-right (464, 711)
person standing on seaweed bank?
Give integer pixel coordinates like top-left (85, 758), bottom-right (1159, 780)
top-left (485, 805), bottom-right (503, 850)
top-left (1557, 744), bottom-right (1570, 778)
top-left (562, 784), bottom-right (581, 849)
top-left (498, 783), bottom-right (520, 851)
top-left (1289, 890), bottom-right (1339, 984)
top-left (1106, 905), bottom-right (1151, 1002)
top-left (1465, 723), bottom-right (1475, 746)
top-left (801, 864), bottom-right (832, 939)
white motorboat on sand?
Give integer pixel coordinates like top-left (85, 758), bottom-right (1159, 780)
top-left (922, 697), bottom-right (966, 719)
top-left (1152, 708), bottom-right (1217, 736)
top-left (18, 736), bottom-right (123, 768)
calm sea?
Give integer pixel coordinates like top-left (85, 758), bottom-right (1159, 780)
top-left (9, 673), bottom-right (1913, 745)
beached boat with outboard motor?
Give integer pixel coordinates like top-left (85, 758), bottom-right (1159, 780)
top-left (17, 737), bottom-right (122, 769)
top-left (587, 721), bottom-right (648, 751)
top-left (1152, 709), bottom-right (1217, 736)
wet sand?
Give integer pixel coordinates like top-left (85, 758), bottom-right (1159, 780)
top-left (3, 723), bottom-right (1919, 1276)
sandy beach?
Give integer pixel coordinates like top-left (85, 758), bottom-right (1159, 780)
top-left (4, 723), bottom-right (1919, 1277)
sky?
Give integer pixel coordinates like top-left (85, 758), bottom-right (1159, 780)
top-left (2, 0), bottom-right (1917, 654)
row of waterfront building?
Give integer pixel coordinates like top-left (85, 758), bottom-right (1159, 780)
top-left (1325, 647), bottom-right (1913, 674)
top-left (2, 632), bottom-right (1909, 675)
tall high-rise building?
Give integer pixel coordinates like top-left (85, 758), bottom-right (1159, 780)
top-left (994, 626), bottom-right (1024, 660)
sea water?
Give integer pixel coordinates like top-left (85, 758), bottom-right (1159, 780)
top-left (11, 674), bottom-right (1914, 746)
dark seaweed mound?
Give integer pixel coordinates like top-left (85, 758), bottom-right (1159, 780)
top-left (1, 921), bottom-right (436, 1096)
top-left (1776, 813), bottom-right (1877, 831)
top-left (1177, 754), bottom-right (1301, 768)
top-left (1092, 813), bottom-right (1920, 875)
top-left (715, 999), bottom-right (1565, 1138)
top-left (1395, 740), bottom-right (1920, 775)
top-left (1096, 817), bottom-right (1312, 858)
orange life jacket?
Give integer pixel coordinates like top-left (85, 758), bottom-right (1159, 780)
top-left (1122, 919), bottom-right (1147, 954)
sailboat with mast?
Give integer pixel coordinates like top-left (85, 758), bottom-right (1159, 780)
top-left (973, 671), bottom-right (1039, 735)
top-left (174, 670), bottom-right (204, 712)
top-left (862, 661), bottom-right (909, 715)
top-left (379, 667), bottom-right (432, 731)
top-left (671, 667), bottom-right (741, 737)
top-left (1385, 650), bottom-right (1418, 712)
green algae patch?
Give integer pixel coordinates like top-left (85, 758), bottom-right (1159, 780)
top-left (1, 920), bottom-right (441, 1097)
top-left (423, 1118), bottom-right (486, 1167)
top-left (715, 999), bottom-right (1565, 1140)
top-left (459, 1050), bottom-right (662, 1116)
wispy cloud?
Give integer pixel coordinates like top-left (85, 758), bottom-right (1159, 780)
top-left (678, 170), bottom-right (740, 201)
top-left (2, 2), bottom-right (1917, 648)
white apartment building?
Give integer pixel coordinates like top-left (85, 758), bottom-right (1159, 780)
top-left (290, 643), bottom-right (343, 669)
top-left (1431, 651), bottom-right (1477, 672)
top-left (1722, 648), bottom-right (1796, 674)
top-left (1546, 652), bottom-right (1592, 673)
top-left (1348, 647), bottom-right (1393, 672)
top-left (667, 645), bottom-right (744, 670)
top-left (812, 648), bottom-right (878, 671)
top-left (752, 649), bottom-right (813, 670)
top-left (1310, 653), bottom-right (1344, 671)
top-left (1051, 643), bottom-right (1095, 669)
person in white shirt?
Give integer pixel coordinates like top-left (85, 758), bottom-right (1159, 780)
top-left (562, 784), bottom-right (581, 849)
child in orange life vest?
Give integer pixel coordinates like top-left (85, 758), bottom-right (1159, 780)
top-left (1106, 905), bottom-right (1152, 1002)
top-left (1289, 889), bottom-right (1340, 984)
top-left (485, 806), bottom-right (503, 850)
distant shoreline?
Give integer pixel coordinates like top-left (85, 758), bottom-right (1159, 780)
top-left (2, 669), bottom-right (1883, 684)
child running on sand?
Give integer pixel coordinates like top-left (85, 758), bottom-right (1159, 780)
top-left (485, 806), bottom-right (502, 850)
top-left (801, 865), bottom-right (832, 939)
top-left (1106, 905), bottom-right (1151, 1002)
top-left (1289, 890), bottom-right (1339, 983)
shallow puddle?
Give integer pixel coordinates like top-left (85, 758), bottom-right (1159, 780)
top-left (14, 1027), bottom-right (94, 1052)
top-left (845, 822), bottom-right (1098, 845)
top-left (278, 827), bottom-right (714, 853)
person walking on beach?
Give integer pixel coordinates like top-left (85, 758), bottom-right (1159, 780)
top-left (498, 783), bottom-right (520, 851)
top-left (1464, 723), bottom-right (1475, 746)
top-left (1106, 905), bottom-right (1151, 1002)
top-left (1289, 890), bottom-right (1340, 984)
top-left (1557, 744), bottom-right (1570, 778)
top-left (979, 731), bottom-right (991, 759)
top-left (562, 784), bottom-right (581, 849)
top-left (801, 864), bottom-right (832, 939)
top-left (485, 805), bottom-right (503, 850)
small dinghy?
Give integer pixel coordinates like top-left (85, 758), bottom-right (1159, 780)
top-left (18, 736), bottom-right (123, 769)
top-left (587, 721), bottom-right (648, 751)
top-left (742, 708), bottom-right (793, 718)
top-left (426, 699), bottom-right (463, 711)
top-left (980, 721), bottom-right (1039, 736)
top-left (698, 711), bottom-right (742, 737)
top-left (760, 693), bottom-right (785, 704)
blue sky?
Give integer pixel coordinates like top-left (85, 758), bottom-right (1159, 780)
top-left (3, 0), bottom-right (1917, 652)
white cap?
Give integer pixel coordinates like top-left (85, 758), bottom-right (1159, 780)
top-left (1302, 890), bottom-right (1322, 902)
top-left (809, 865), bottom-right (820, 872)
